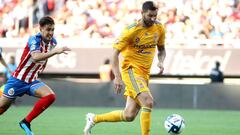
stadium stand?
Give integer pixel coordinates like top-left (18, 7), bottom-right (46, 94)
top-left (0, 0), bottom-right (239, 47)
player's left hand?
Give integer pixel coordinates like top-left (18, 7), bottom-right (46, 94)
top-left (157, 62), bottom-right (164, 75)
top-left (61, 46), bottom-right (71, 54)
top-left (54, 46), bottom-right (71, 54)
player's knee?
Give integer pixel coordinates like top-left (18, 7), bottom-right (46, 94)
top-left (147, 100), bottom-right (154, 108)
top-left (49, 94), bottom-right (56, 102)
top-left (142, 99), bottom-right (154, 108)
top-left (46, 94), bottom-right (56, 103)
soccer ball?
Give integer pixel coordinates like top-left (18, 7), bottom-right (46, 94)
top-left (164, 114), bottom-right (185, 135)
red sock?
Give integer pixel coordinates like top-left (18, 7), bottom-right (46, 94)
top-left (25, 94), bottom-right (56, 123)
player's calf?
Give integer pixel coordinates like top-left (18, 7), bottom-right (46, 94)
top-left (0, 103), bottom-right (11, 115)
top-left (124, 113), bottom-right (136, 122)
top-left (123, 109), bottom-right (138, 122)
top-left (0, 108), bottom-right (6, 115)
top-left (0, 96), bottom-right (13, 115)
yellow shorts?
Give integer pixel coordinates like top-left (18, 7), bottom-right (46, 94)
top-left (122, 68), bottom-right (149, 99)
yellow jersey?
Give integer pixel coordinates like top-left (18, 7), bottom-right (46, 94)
top-left (113, 20), bottom-right (165, 78)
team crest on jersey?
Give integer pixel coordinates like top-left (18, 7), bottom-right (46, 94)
top-left (49, 43), bottom-right (56, 51)
top-left (135, 37), bottom-right (140, 43)
top-left (8, 88), bottom-right (15, 96)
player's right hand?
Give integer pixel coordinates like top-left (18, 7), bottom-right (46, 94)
top-left (157, 62), bottom-right (164, 75)
top-left (113, 77), bottom-right (124, 94)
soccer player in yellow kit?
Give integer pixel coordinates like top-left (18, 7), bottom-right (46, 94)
top-left (84, 1), bottom-right (166, 135)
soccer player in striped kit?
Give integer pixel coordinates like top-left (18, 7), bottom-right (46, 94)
top-left (0, 16), bottom-right (71, 135)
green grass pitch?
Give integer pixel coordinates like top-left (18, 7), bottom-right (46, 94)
top-left (0, 106), bottom-right (240, 135)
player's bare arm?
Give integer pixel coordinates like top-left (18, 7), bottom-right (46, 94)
top-left (31, 46), bottom-right (71, 62)
top-left (112, 48), bottom-right (123, 94)
top-left (157, 45), bottom-right (166, 75)
top-left (0, 56), bottom-right (12, 73)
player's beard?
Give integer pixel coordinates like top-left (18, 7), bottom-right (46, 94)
top-left (43, 35), bottom-right (52, 43)
top-left (143, 18), bottom-right (154, 27)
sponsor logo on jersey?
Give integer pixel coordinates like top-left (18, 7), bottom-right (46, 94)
top-left (30, 40), bottom-right (37, 51)
top-left (133, 44), bottom-right (156, 49)
top-left (136, 49), bottom-right (151, 54)
top-left (135, 37), bottom-right (140, 43)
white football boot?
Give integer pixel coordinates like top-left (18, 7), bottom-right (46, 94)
top-left (83, 113), bottom-right (96, 135)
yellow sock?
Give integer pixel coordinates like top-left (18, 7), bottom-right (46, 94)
top-left (140, 107), bottom-right (152, 135)
top-left (94, 110), bottom-right (125, 123)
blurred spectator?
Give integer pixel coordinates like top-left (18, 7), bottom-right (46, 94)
top-left (210, 61), bottom-right (224, 83)
top-left (0, 0), bottom-right (239, 47)
top-left (99, 58), bottom-right (114, 82)
top-left (43, 0), bottom-right (55, 15)
top-left (0, 47), bottom-right (11, 97)
top-left (3, 55), bottom-right (17, 83)
top-left (0, 47), bottom-right (11, 74)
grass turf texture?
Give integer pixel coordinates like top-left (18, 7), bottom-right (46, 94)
top-left (0, 107), bottom-right (240, 135)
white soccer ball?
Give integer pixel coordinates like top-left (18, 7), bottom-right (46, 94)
top-left (164, 114), bottom-right (185, 135)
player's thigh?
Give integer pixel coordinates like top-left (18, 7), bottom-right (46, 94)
top-left (122, 69), bottom-right (150, 98)
top-left (0, 96), bottom-right (13, 109)
top-left (124, 96), bottom-right (141, 116)
top-left (32, 84), bottom-right (54, 98)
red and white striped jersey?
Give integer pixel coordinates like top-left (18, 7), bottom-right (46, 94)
top-left (13, 33), bottom-right (57, 83)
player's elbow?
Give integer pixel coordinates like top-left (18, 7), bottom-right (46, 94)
top-left (31, 52), bottom-right (43, 62)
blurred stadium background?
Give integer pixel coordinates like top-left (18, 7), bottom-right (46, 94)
top-left (0, 0), bottom-right (240, 135)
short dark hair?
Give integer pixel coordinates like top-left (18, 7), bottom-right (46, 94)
top-left (142, 1), bottom-right (158, 12)
top-left (216, 61), bottom-right (220, 67)
top-left (39, 16), bottom-right (55, 27)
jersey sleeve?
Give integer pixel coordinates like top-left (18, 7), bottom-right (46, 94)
top-left (113, 27), bottom-right (133, 51)
top-left (158, 24), bottom-right (166, 47)
top-left (3, 66), bottom-right (7, 73)
top-left (28, 36), bottom-right (41, 53)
